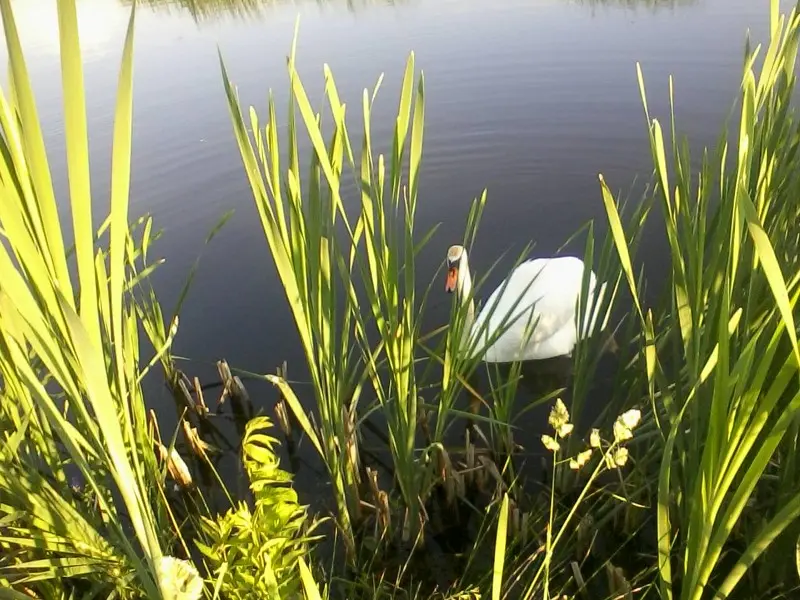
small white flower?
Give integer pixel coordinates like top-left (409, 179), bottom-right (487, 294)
top-left (548, 398), bottom-right (571, 432)
top-left (541, 434), bottom-right (561, 452)
top-left (613, 408), bottom-right (641, 443)
top-left (604, 451), bottom-right (615, 470)
top-left (569, 449), bottom-right (593, 470)
top-left (589, 428), bottom-right (601, 448)
top-left (156, 556), bottom-right (204, 600)
top-left (604, 447), bottom-right (629, 469)
top-left (613, 420), bottom-right (633, 443)
top-left (619, 409), bottom-right (641, 430)
top-left (557, 422), bottom-right (574, 438)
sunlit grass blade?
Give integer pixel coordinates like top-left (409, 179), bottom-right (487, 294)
top-left (298, 556), bottom-right (324, 600)
top-left (0, 0), bottom-right (187, 597)
top-left (492, 494), bottom-right (509, 600)
top-left (57, 0), bottom-right (100, 349)
top-left (738, 189), bottom-right (800, 365)
top-left (0, 0), bottom-right (74, 303)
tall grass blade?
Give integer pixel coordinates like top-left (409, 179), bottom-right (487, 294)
top-left (57, 0), bottom-right (100, 348)
top-left (298, 557), bottom-right (324, 600)
top-left (492, 494), bottom-right (509, 600)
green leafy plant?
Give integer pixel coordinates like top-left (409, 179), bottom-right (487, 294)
top-left (196, 416), bottom-right (320, 599)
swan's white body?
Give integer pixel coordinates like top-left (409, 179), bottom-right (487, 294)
top-left (446, 247), bottom-right (611, 363)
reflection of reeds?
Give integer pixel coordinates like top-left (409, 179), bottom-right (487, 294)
top-left (124, 0), bottom-right (688, 23)
top-left (121, 0), bottom-right (406, 23)
top-left (570, 0), bottom-right (697, 10)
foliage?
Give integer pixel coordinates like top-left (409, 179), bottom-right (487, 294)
top-left (0, 2), bottom-right (310, 599)
top-left (3, 0), bottom-right (800, 598)
top-left (222, 1), bottom-right (800, 598)
top-left (220, 10), bottom-right (622, 574)
top-left (221, 28), bottom-right (373, 555)
top-left (195, 416), bottom-right (320, 599)
top-left (220, 13), bottom-right (641, 600)
top-left (0, 0), bottom-right (175, 596)
top-left (598, 0), bottom-right (800, 597)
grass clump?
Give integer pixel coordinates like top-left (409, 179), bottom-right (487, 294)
top-left (0, 0), bottom-right (174, 596)
top-left (605, 3), bottom-right (800, 595)
top-left (0, 1), bottom-right (313, 598)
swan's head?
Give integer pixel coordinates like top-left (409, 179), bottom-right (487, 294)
top-left (445, 244), bottom-right (466, 294)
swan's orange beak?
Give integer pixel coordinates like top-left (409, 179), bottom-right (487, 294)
top-left (445, 267), bottom-right (458, 293)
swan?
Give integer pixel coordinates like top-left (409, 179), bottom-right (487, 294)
top-left (444, 245), bottom-right (612, 363)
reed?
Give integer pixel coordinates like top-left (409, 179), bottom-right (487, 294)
top-left (0, 0), bottom-right (178, 596)
top-left (0, 2), bottom-right (310, 598)
top-left (599, 0), bottom-right (800, 596)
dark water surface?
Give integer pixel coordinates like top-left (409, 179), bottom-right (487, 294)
top-left (0, 0), bottom-right (786, 493)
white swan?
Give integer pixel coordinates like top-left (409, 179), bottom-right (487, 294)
top-left (444, 245), bottom-right (612, 363)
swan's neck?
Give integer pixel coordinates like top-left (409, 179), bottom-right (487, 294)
top-left (458, 254), bottom-right (476, 350)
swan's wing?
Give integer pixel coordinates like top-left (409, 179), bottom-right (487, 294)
top-left (468, 257), bottom-right (595, 361)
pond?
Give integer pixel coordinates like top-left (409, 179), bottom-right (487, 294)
top-left (1, 0), bottom-right (781, 498)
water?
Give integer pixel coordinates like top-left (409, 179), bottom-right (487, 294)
top-left (0, 0), bottom-right (785, 491)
